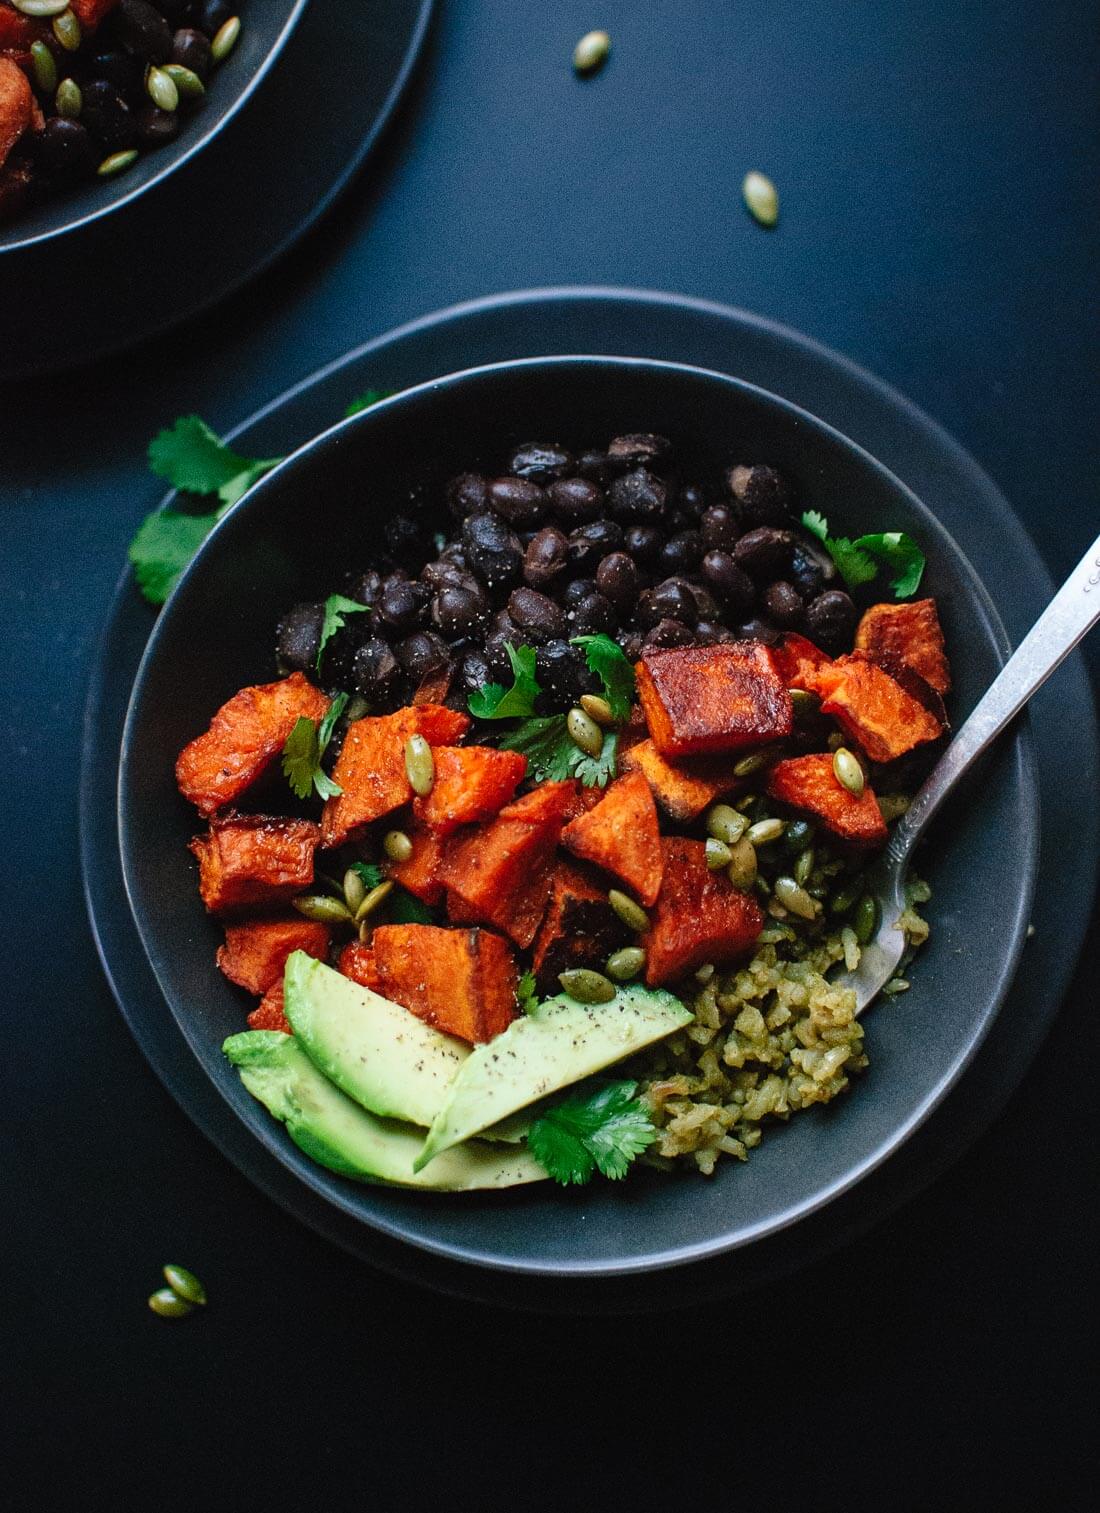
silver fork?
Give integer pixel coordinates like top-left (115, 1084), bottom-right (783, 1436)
top-left (842, 531), bottom-right (1100, 1014)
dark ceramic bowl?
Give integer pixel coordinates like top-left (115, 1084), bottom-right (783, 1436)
top-left (118, 356), bottom-right (1037, 1279)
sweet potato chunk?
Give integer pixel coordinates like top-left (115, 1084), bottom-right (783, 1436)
top-left (766, 754), bottom-right (888, 845)
top-left (217, 918), bottom-right (331, 996)
top-left (635, 643), bottom-right (792, 757)
top-left (814, 654), bottom-right (944, 763)
top-left (530, 861), bottom-right (627, 994)
top-left (643, 838), bottom-right (764, 987)
top-left (0, 11), bottom-right (40, 57)
top-left (337, 942), bottom-right (382, 993)
top-left (189, 813), bottom-right (319, 917)
top-left (370, 924), bottom-right (518, 1043)
top-left (440, 782), bottom-right (574, 947)
top-left (620, 738), bottom-right (734, 822)
top-left (0, 57), bottom-right (33, 170)
top-left (247, 980), bottom-right (292, 1034)
top-left (855, 598), bottom-right (951, 695)
top-left (176, 672), bottom-right (330, 817)
top-left (771, 632), bottom-right (832, 691)
top-left (320, 704), bottom-right (470, 847)
top-left (413, 746), bottom-right (527, 835)
top-left (385, 820), bottom-right (446, 904)
top-left (560, 770), bottom-right (665, 905)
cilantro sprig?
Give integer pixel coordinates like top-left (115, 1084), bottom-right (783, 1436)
top-left (801, 510), bottom-right (926, 598)
top-left (570, 633), bottom-right (635, 720)
top-left (316, 594), bottom-right (370, 672)
top-left (281, 693), bottom-right (347, 801)
top-left (467, 643), bottom-right (541, 719)
top-left (528, 1079), bottom-right (657, 1185)
top-left (516, 971), bottom-right (539, 1015)
top-left (344, 388), bottom-right (395, 418)
top-left (497, 716), bottom-right (619, 788)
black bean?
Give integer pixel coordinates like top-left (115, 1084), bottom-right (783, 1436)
top-left (619, 631), bottom-right (644, 661)
top-left (562, 578), bottom-right (597, 609)
top-left (352, 637), bottom-right (400, 699)
top-left (457, 649), bottom-right (493, 696)
top-left (483, 631), bottom-right (518, 679)
top-left (644, 618), bottom-right (695, 648)
top-left (193, 0), bottom-right (235, 37)
top-left (700, 504), bottom-right (740, 552)
top-left (136, 106), bottom-right (179, 145)
top-left (733, 618), bottom-right (781, 646)
top-left (80, 81), bottom-right (138, 151)
top-left (395, 631), bottom-right (450, 679)
top-left (639, 579), bottom-right (698, 628)
top-left (507, 587), bottom-right (566, 643)
top-left (566, 520), bottom-right (624, 575)
top-left (677, 482), bottom-right (708, 518)
top-left (508, 442), bottom-right (574, 483)
top-left (378, 577), bottom-right (429, 631)
top-left (762, 581), bottom-right (804, 629)
top-left (438, 542), bottom-right (470, 570)
top-left (701, 551), bottom-right (755, 617)
top-left (726, 464), bottom-right (793, 528)
top-left (35, 118), bottom-right (95, 182)
top-left (171, 27), bottom-right (212, 80)
top-left (546, 476), bottom-right (605, 524)
top-left (663, 509), bottom-right (694, 536)
top-left (608, 467), bottom-right (667, 524)
top-left (575, 449), bottom-right (615, 484)
top-left (686, 582), bottom-right (721, 622)
top-left (607, 433), bottom-right (672, 469)
top-left (462, 513), bottom-right (524, 591)
top-left (789, 543), bottom-right (828, 600)
top-left (567, 591), bottom-right (617, 636)
top-left (446, 472), bottom-right (488, 521)
top-left (622, 524), bottom-right (662, 565)
top-left (383, 512), bottom-right (432, 565)
top-left (732, 527), bottom-right (794, 581)
top-left (536, 640), bottom-right (595, 703)
top-left (487, 476), bottom-right (547, 527)
top-left (695, 620), bottom-right (736, 645)
top-left (659, 529), bottom-right (703, 575)
top-left (594, 552), bottom-right (640, 611)
top-left (431, 584), bottom-right (491, 639)
top-left (420, 558), bottom-right (471, 592)
top-left (805, 589), bottom-right (858, 653)
top-left (276, 602), bottom-right (323, 673)
top-left (86, 48), bottom-right (144, 94)
top-left (112, 0), bottom-right (174, 63)
top-left (346, 568), bottom-right (383, 606)
top-left (523, 527), bottom-right (570, 588)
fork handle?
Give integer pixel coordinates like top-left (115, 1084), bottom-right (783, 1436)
top-left (889, 532), bottom-right (1100, 861)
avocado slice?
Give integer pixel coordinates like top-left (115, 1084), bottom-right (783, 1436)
top-left (414, 985), bottom-right (691, 1172)
top-left (224, 1031), bottom-right (547, 1191)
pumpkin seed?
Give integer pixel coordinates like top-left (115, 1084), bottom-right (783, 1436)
top-left (705, 803), bottom-right (748, 845)
top-left (30, 40), bottom-right (58, 95)
top-left (578, 692), bottom-right (615, 726)
top-left (211, 15), bottom-right (241, 63)
top-left (853, 893), bottom-right (879, 945)
top-left (13, 0), bottom-right (69, 15)
top-left (877, 792), bottom-right (911, 823)
top-left (832, 746), bottom-right (865, 796)
top-left (790, 687), bottom-right (820, 716)
top-left (826, 730), bottom-right (844, 752)
top-left (607, 888), bottom-right (649, 932)
top-left (733, 749), bottom-right (766, 777)
top-left (794, 846), bottom-right (815, 885)
top-left (573, 29), bottom-right (610, 75)
top-left (746, 817), bottom-right (785, 846)
top-left (97, 149), bottom-right (137, 177)
top-left (606, 946), bottom-right (646, 981)
top-left (558, 968), bottom-right (616, 1003)
top-left (773, 875), bottom-right (818, 920)
top-left (292, 893), bottom-right (351, 925)
top-left (163, 1264), bottom-right (206, 1306)
top-left (55, 77), bottom-right (81, 119)
top-left (148, 1288), bottom-right (192, 1319)
top-left (344, 694), bottom-right (370, 723)
top-left (882, 977), bottom-right (910, 995)
top-left (342, 867), bottom-right (367, 915)
top-left (727, 836), bottom-right (758, 890)
top-left (355, 881), bottom-right (393, 921)
top-left (51, 7), bottom-right (80, 50)
top-left (163, 63), bottom-right (205, 100)
top-left (705, 837), bottom-right (732, 870)
top-left (742, 169), bottom-right (779, 228)
top-left (566, 705), bottom-right (603, 757)
top-left (829, 877), bottom-right (864, 915)
top-left (382, 829), bottom-right (413, 863)
top-left (146, 64), bottom-right (179, 112)
top-left (404, 734), bottom-right (434, 795)
top-left (783, 818), bottom-right (815, 852)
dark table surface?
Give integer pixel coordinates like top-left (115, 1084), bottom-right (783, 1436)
top-left (3, 3), bottom-right (1096, 1507)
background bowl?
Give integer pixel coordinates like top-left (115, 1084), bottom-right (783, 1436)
top-left (118, 355), bottom-right (1037, 1279)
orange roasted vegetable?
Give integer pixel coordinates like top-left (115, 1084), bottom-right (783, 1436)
top-left (0, 57), bottom-right (33, 171)
top-left (530, 861), bottom-right (627, 994)
top-left (385, 821), bottom-right (447, 904)
top-left (771, 632), bottom-right (832, 691)
top-left (189, 813), bottom-right (319, 917)
top-left (370, 924), bottom-right (518, 1043)
top-left (813, 653), bottom-right (944, 763)
top-left (320, 704), bottom-right (470, 847)
top-left (217, 917), bottom-right (331, 996)
top-left (635, 643), bottom-right (792, 757)
top-left (69, 0), bottom-right (120, 31)
top-left (176, 672), bottom-right (330, 817)
top-left (855, 598), bottom-right (951, 695)
top-left (643, 838), bottom-right (764, 986)
top-left (766, 754), bottom-right (888, 845)
top-left (620, 738), bottom-right (734, 822)
top-left (560, 770), bottom-right (665, 905)
top-left (247, 980), bottom-right (292, 1034)
top-left (337, 942), bottom-right (382, 993)
top-left (413, 745), bottom-right (527, 834)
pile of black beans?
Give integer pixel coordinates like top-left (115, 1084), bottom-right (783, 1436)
top-left (277, 434), bottom-right (861, 715)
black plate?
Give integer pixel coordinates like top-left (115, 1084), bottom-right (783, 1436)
top-left (81, 289), bottom-right (1099, 1310)
top-left (0, 0), bottom-right (433, 380)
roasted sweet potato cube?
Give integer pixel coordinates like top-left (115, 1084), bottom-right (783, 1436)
top-left (337, 942), bottom-right (382, 993)
top-left (370, 924), bottom-right (518, 1043)
top-left (562, 783), bottom-right (605, 822)
top-left (320, 704), bottom-right (471, 847)
top-left (385, 820), bottom-right (446, 904)
top-left (855, 598), bottom-right (951, 694)
top-left (247, 980), bottom-right (292, 1034)
top-left (217, 918), bottom-right (331, 996)
top-left (771, 632), bottom-right (833, 691)
top-left (0, 58), bottom-right (34, 171)
top-left (643, 838), bottom-right (764, 987)
top-left (814, 654), bottom-right (944, 763)
top-left (413, 745), bottom-right (527, 834)
top-left (189, 813), bottom-right (320, 917)
top-left (766, 754), bottom-right (888, 845)
top-left (497, 781), bottom-right (579, 824)
top-left (635, 643), bottom-right (793, 757)
top-left (560, 770), bottom-right (665, 905)
top-left (531, 862), bottom-right (627, 994)
top-left (620, 738), bottom-right (734, 822)
top-left (176, 672), bottom-right (330, 817)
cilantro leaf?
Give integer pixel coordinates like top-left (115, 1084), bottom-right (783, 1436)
top-left (823, 536), bottom-right (878, 589)
top-left (281, 693), bottom-right (347, 800)
top-left (147, 415), bottom-right (282, 502)
top-left (128, 509), bottom-right (218, 604)
top-left (316, 594), bottom-right (371, 672)
top-left (801, 508), bottom-right (829, 544)
top-left (852, 531), bottom-right (926, 598)
top-left (317, 691), bottom-right (348, 751)
top-left (572, 728), bottom-right (619, 788)
top-left (349, 861), bottom-right (385, 892)
top-left (528, 1080), bottom-right (657, 1186)
top-left (344, 388), bottom-right (395, 419)
top-left (516, 971), bottom-right (539, 1014)
top-left (570, 633), bottom-right (635, 720)
top-left (497, 717), bottom-right (618, 787)
top-left (389, 888), bottom-right (434, 924)
top-left (467, 643), bottom-right (541, 719)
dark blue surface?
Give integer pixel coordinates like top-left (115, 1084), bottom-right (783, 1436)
top-left (2, 3), bottom-right (1096, 1506)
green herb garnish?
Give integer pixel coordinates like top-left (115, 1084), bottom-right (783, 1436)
top-left (281, 692), bottom-right (347, 801)
top-left (467, 643), bottom-right (541, 719)
top-left (147, 414), bottom-right (283, 506)
top-left (528, 1079), bottom-right (657, 1185)
top-left (316, 594), bottom-right (370, 672)
top-left (516, 971), bottom-right (539, 1014)
top-left (497, 717), bottom-right (618, 787)
top-left (570, 633), bottom-right (635, 720)
top-left (128, 510), bottom-right (220, 605)
top-left (389, 888), bottom-right (435, 925)
top-left (344, 388), bottom-right (395, 419)
top-left (801, 510), bottom-right (925, 598)
top-left (348, 860), bottom-right (384, 892)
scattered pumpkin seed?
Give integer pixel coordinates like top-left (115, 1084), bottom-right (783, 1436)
top-left (13, 0), bottom-right (69, 15)
top-left (826, 730), bottom-right (845, 752)
top-left (578, 692), bottom-right (615, 727)
top-left (382, 829), bottom-right (413, 863)
top-left (211, 15), bottom-right (241, 63)
top-left (705, 803), bottom-right (748, 846)
top-left (853, 893), bottom-right (879, 945)
top-left (404, 734), bottom-right (434, 795)
top-left (727, 836), bottom-right (758, 890)
top-left (566, 705), bottom-right (604, 757)
top-left (877, 792), bottom-right (911, 823)
top-left (355, 881), bottom-right (393, 922)
top-left (705, 837), bottom-right (733, 870)
top-left (794, 846), bottom-right (815, 886)
top-left (882, 977), bottom-right (910, 995)
top-left (573, 28), bottom-right (610, 76)
top-left (783, 818), bottom-right (815, 852)
top-left (607, 888), bottom-right (649, 933)
top-left (832, 746), bottom-right (865, 796)
top-left (97, 149), bottom-right (137, 177)
top-left (344, 694), bottom-right (370, 723)
top-left (55, 77), bottom-right (81, 119)
top-left (742, 169), bottom-right (779, 228)
top-left (163, 63), bottom-right (205, 100)
top-left (148, 1287), bottom-right (192, 1319)
top-left (51, 7), bottom-right (81, 50)
top-left (162, 1264), bottom-right (206, 1306)
top-left (733, 749), bottom-right (766, 778)
top-left (746, 817), bottom-right (786, 846)
top-left (789, 687), bottom-right (820, 716)
top-left (145, 64), bottom-right (179, 112)
top-left (30, 40), bottom-right (58, 95)
top-left (606, 946), bottom-right (646, 981)
top-left (830, 877), bottom-right (864, 915)
top-left (773, 875), bottom-right (818, 920)
top-left (558, 968), bottom-right (616, 1003)
top-left (342, 866), bottom-right (367, 915)
top-left (292, 893), bottom-right (351, 925)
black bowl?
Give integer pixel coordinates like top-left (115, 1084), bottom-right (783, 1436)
top-left (118, 356), bottom-right (1037, 1279)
